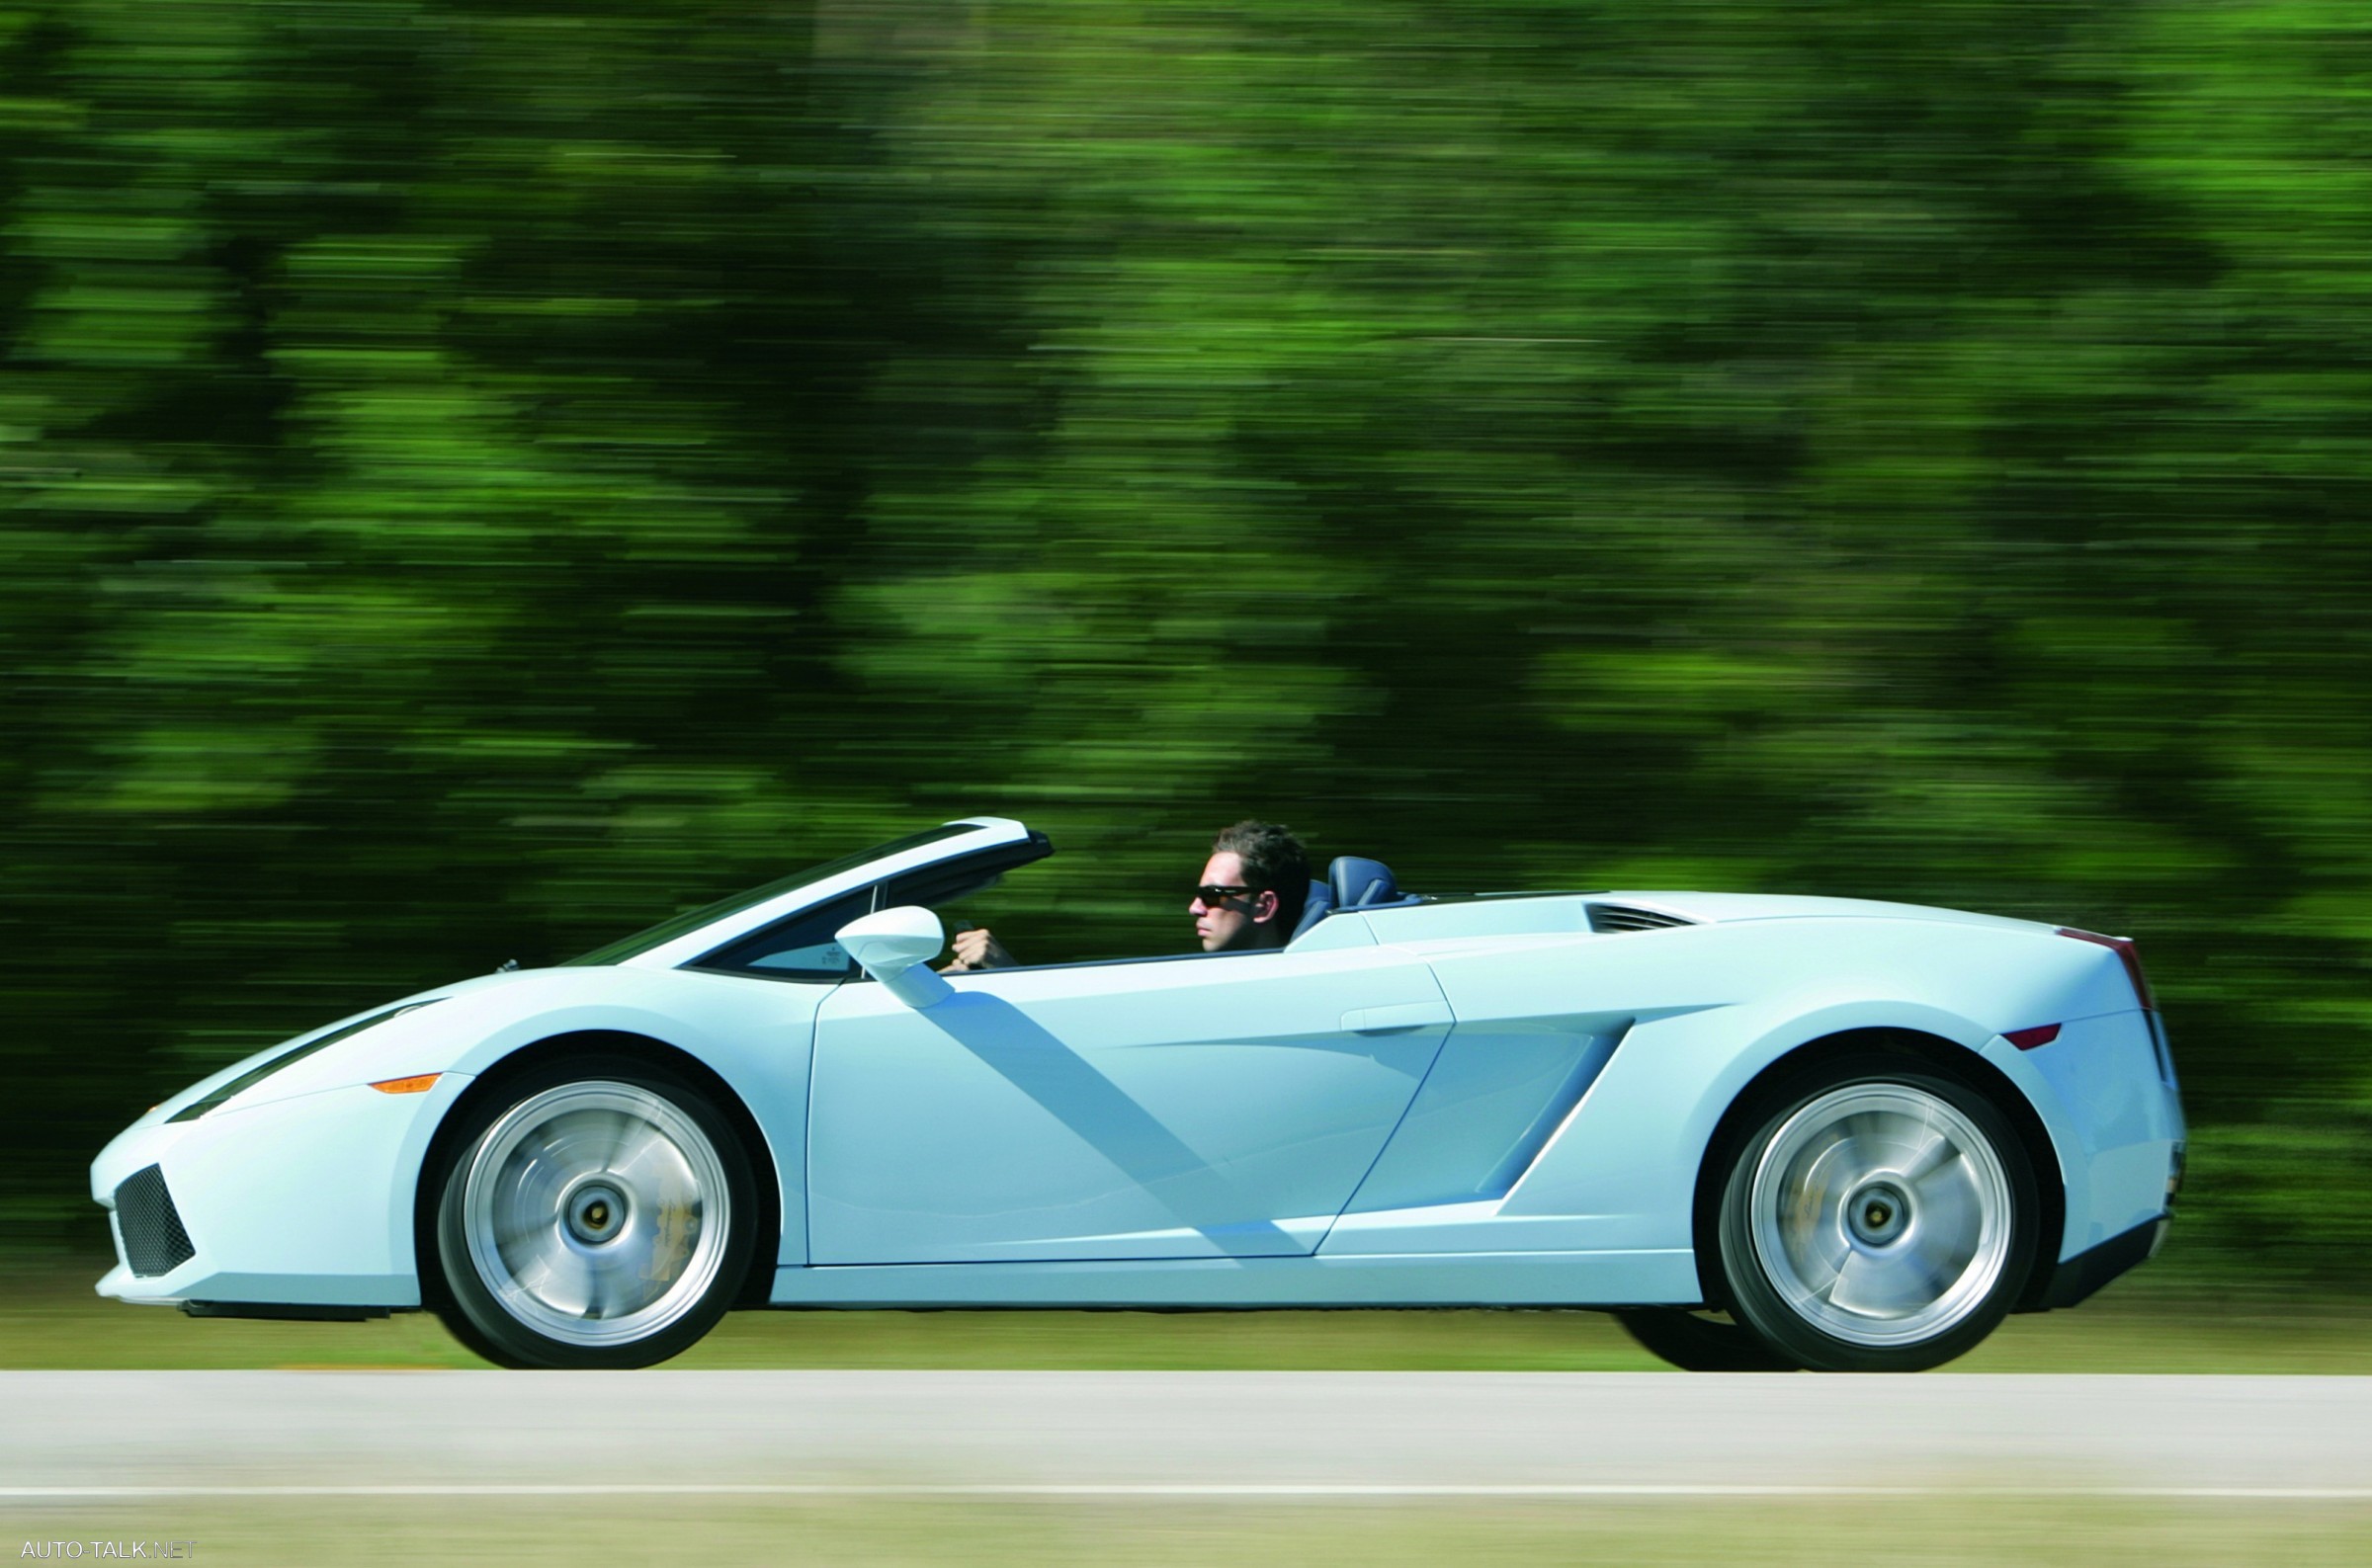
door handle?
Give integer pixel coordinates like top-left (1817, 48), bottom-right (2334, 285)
top-left (1342, 1001), bottom-right (1454, 1034)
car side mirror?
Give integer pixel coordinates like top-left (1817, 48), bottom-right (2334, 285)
top-left (835, 906), bottom-right (953, 1009)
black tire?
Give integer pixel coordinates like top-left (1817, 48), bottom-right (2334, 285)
top-left (1613, 1307), bottom-right (1799, 1372)
top-left (432, 1054), bottom-right (756, 1369)
top-left (1714, 1054), bottom-right (2040, 1373)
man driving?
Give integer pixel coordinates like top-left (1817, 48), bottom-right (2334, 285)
top-left (942, 819), bottom-right (1312, 972)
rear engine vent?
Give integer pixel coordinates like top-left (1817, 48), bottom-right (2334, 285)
top-left (115, 1164), bottom-right (195, 1279)
top-left (1587, 904), bottom-right (1694, 935)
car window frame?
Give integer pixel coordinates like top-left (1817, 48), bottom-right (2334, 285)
top-left (684, 834), bottom-right (1055, 984)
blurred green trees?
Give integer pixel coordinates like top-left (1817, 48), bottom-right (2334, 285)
top-left (4, 1), bottom-right (2367, 1282)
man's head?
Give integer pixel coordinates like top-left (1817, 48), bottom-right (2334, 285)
top-left (1189, 819), bottom-right (1311, 953)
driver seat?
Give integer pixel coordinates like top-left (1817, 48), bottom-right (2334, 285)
top-left (1291, 857), bottom-right (1423, 941)
top-left (1291, 878), bottom-right (1332, 941)
top-left (1327, 856), bottom-right (1423, 912)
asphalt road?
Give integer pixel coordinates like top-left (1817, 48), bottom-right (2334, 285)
top-left (3, 1372), bottom-right (2368, 1499)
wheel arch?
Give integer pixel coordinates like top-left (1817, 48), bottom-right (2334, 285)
top-left (410, 1029), bottom-right (785, 1313)
top-left (1686, 1027), bottom-right (2067, 1313)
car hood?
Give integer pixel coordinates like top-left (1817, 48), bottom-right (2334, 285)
top-left (135, 966), bottom-right (553, 1128)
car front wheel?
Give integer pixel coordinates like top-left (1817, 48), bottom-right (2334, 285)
top-left (1716, 1059), bottom-right (2039, 1372)
top-left (433, 1059), bottom-right (755, 1368)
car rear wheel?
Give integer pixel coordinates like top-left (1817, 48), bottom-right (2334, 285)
top-left (432, 1058), bottom-right (754, 1368)
top-left (1715, 1058), bottom-right (2039, 1372)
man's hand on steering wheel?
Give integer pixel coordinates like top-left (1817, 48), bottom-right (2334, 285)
top-left (940, 925), bottom-right (1016, 973)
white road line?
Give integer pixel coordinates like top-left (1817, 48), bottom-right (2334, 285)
top-left (4, 1484), bottom-right (2369, 1501)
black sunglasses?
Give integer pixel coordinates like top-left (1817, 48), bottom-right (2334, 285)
top-left (1193, 884), bottom-right (1257, 905)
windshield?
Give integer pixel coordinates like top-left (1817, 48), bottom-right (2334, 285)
top-left (561, 823), bottom-right (980, 966)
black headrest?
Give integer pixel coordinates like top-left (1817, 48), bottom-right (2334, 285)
top-left (1329, 856), bottom-right (1400, 909)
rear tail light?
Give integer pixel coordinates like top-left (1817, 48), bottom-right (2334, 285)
top-left (2056, 927), bottom-right (2158, 1013)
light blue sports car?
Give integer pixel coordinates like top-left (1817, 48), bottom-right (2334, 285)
top-left (92, 817), bottom-right (2184, 1370)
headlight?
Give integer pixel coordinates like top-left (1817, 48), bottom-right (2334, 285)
top-left (166, 1000), bottom-right (443, 1122)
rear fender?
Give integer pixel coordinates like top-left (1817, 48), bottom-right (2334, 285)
top-left (1498, 993), bottom-right (2084, 1270)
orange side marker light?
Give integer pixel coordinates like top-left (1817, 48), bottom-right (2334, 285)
top-left (370, 1073), bottom-right (442, 1095)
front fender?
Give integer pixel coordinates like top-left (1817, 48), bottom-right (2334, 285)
top-left (108, 965), bottom-right (825, 1284)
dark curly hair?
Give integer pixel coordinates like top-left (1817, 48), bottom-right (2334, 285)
top-left (1212, 819), bottom-right (1311, 933)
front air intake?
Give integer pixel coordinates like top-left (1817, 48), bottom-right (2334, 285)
top-left (115, 1164), bottom-right (195, 1278)
top-left (1587, 904), bottom-right (1694, 934)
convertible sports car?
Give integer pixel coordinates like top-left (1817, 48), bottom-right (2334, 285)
top-left (92, 817), bottom-right (2184, 1371)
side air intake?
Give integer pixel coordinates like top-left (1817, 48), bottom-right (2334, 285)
top-left (1587, 904), bottom-right (1694, 935)
top-left (115, 1164), bottom-right (195, 1278)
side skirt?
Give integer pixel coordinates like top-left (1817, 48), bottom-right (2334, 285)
top-left (768, 1249), bottom-right (1698, 1310)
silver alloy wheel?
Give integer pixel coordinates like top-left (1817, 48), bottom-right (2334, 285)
top-left (1747, 1083), bottom-right (2013, 1348)
top-left (460, 1081), bottom-right (731, 1348)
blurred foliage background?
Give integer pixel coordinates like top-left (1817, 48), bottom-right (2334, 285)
top-left (3, 0), bottom-right (2367, 1287)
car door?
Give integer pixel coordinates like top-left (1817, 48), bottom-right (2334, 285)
top-left (806, 942), bottom-right (1453, 1264)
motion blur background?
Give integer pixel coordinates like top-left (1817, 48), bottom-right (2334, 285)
top-left (2, 0), bottom-right (2367, 1293)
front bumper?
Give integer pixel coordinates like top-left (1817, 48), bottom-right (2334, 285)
top-left (91, 1073), bottom-right (472, 1309)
